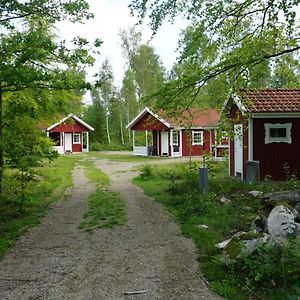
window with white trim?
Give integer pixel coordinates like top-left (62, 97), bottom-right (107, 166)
top-left (172, 131), bottom-right (179, 146)
top-left (73, 133), bottom-right (81, 144)
top-left (192, 131), bottom-right (203, 145)
top-left (264, 123), bottom-right (292, 144)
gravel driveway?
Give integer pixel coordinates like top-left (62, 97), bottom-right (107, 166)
top-left (0, 157), bottom-right (222, 300)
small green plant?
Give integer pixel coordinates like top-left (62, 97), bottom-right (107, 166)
top-left (139, 164), bottom-right (154, 178)
top-left (79, 158), bottom-right (126, 233)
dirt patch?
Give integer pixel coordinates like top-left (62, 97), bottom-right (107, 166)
top-left (0, 159), bottom-right (222, 300)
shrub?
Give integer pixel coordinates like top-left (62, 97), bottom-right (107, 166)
top-left (139, 164), bottom-right (154, 178)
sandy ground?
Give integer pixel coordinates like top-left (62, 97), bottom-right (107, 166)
top-left (0, 157), bottom-right (222, 300)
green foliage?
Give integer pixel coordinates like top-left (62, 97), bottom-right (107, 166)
top-left (89, 142), bottom-right (131, 151)
top-left (134, 162), bottom-right (300, 299)
top-left (130, 0), bottom-right (300, 108)
top-left (139, 164), bottom-right (154, 178)
top-left (0, 154), bottom-right (81, 258)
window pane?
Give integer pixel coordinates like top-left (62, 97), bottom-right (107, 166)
top-left (270, 128), bottom-right (286, 138)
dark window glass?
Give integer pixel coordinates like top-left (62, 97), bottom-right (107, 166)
top-left (270, 128), bottom-right (286, 138)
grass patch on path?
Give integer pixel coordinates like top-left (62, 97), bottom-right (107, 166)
top-left (79, 159), bottom-right (126, 233)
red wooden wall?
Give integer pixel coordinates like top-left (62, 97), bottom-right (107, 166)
top-left (181, 130), bottom-right (211, 156)
top-left (253, 118), bottom-right (300, 180)
top-left (131, 113), bottom-right (168, 131)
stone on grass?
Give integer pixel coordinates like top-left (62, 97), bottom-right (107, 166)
top-left (198, 224), bottom-right (209, 229)
top-left (219, 196), bottom-right (231, 204)
top-left (266, 205), bottom-right (297, 237)
top-left (249, 191), bottom-right (262, 197)
top-left (262, 190), bottom-right (300, 205)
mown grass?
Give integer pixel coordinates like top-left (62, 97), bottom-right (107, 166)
top-left (133, 160), bottom-right (300, 300)
top-left (79, 158), bottom-right (126, 233)
top-left (89, 151), bottom-right (166, 162)
top-left (0, 154), bottom-right (82, 258)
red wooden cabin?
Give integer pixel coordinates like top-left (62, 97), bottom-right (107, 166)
top-left (126, 107), bottom-right (228, 157)
top-left (46, 114), bottom-right (94, 154)
top-left (223, 89), bottom-right (300, 180)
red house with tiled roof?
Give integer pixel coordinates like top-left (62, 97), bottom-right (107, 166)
top-left (223, 89), bottom-right (300, 180)
top-left (126, 107), bottom-right (228, 157)
top-left (44, 114), bottom-right (94, 154)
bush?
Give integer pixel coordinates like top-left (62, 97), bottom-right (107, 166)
top-left (89, 142), bottom-right (132, 151)
top-left (139, 164), bottom-right (154, 178)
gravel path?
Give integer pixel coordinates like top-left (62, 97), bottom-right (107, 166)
top-left (0, 158), bottom-right (222, 300)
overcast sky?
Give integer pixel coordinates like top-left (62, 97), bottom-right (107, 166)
top-left (58, 0), bottom-right (187, 89)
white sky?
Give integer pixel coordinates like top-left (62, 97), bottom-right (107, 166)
top-left (58, 0), bottom-right (187, 89)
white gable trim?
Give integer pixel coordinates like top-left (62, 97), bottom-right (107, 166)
top-left (126, 107), bottom-right (171, 129)
top-left (221, 93), bottom-right (248, 116)
top-left (47, 114), bottom-right (94, 131)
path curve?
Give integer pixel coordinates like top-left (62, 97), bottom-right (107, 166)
top-left (0, 159), bottom-right (222, 300)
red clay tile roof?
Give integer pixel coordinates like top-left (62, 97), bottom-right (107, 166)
top-left (159, 108), bottom-right (219, 128)
top-left (237, 89), bottom-right (300, 113)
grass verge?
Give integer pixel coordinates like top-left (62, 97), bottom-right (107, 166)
top-left (133, 161), bottom-right (300, 300)
top-left (0, 154), bottom-right (81, 258)
top-left (79, 159), bottom-right (126, 233)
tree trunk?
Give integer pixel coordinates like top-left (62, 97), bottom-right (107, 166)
top-left (119, 109), bottom-right (125, 145)
top-left (0, 83), bottom-right (3, 195)
top-left (105, 114), bottom-right (111, 144)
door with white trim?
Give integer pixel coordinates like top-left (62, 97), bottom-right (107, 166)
top-left (65, 133), bottom-right (72, 152)
top-left (234, 124), bottom-right (243, 178)
top-left (161, 131), bottom-right (169, 156)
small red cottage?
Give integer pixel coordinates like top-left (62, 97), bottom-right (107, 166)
top-left (126, 107), bottom-right (227, 157)
top-left (223, 89), bottom-right (300, 180)
top-left (46, 114), bottom-right (94, 154)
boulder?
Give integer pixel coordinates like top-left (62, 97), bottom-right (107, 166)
top-left (262, 190), bottom-right (300, 205)
top-left (266, 205), bottom-right (297, 236)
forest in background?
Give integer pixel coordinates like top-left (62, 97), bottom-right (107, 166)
top-left (83, 22), bottom-right (300, 149)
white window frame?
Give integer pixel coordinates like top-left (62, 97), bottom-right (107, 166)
top-left (192, 130), bottom-right (203, 145)
top-left (172, 130), bottom-right (179, 146)
top-left (73, 133), bottom-right (81, 144)
top-left (264, 123), bottom-right (292, 144)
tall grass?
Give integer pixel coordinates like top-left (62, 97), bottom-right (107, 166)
top-left (0, 155), bottom-right (81, 257)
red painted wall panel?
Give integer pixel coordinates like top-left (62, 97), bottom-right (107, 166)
top-left (253, 118), bottom-right (300, 180)
top-left (72, 143), bottom-right (82, 152)
top-left (182, 130), bottom-right (210, 156)
top-left (50, 120), bottom-right (88, 133)
top-left (131, 113), bottom-right (169, 131)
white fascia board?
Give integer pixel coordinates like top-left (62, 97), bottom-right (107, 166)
top-left (71, 114), bottom-right (95, 131)
top-left (232, 94), bottom-right (248, 115)
top-left (221, 93), bottom-right (248, 116)
top-left (126, 106), bottom-right (170, 129)
top-left (47, 114), bottom-right (94, 131)
top-left (252, 112), bottom-right (300, 118)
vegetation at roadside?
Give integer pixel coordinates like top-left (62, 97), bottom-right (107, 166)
top-left (0, 155), bottom-right (82, 258)
top-left (79, 159), bottom-right (126, 233)
top-left (133, 160), bottom-right (300, 299)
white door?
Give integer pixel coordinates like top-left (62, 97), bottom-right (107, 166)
top-left (234, 124), bottom-right (243, 178)
top-left (65, 133), bottom-right (72, 152)
top-left (161, 131), bottom-right (169, 156)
